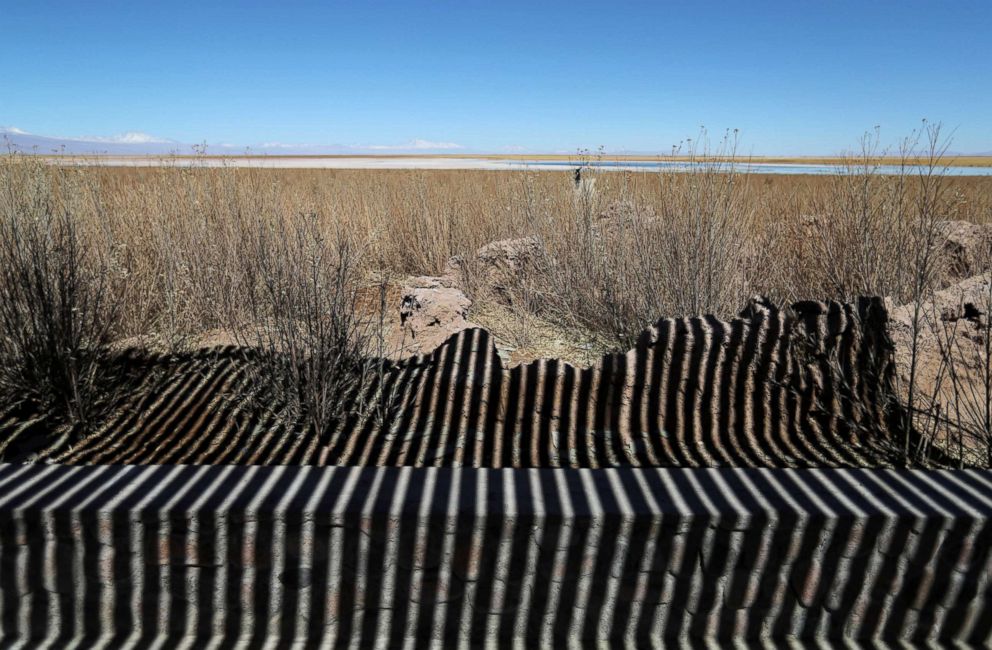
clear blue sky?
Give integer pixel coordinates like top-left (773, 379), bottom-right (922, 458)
top-left (2, 1), bottom-right (990, 154)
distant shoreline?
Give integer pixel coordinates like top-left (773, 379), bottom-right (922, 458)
top-left (25, 154), bottom-right (992, 176)
top-left (28, 152), bottom-right (992, 167)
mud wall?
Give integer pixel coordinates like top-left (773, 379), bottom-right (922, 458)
top-left (0, 463), bottom-right (989, 645)
top-left (8, 297), bottom-right (914, 469)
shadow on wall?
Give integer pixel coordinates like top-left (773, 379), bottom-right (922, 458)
top-left (0, 296), bottom-right (939, 469)
top-left (0, 462), bottom-right (989, 645)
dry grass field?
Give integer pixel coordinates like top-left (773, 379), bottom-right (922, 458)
top-left (5, 157), bottom-right (990, 339)
top-left (2, 131), bottom-right (992, 466)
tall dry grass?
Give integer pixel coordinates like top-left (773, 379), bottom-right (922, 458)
top-left (8, 151), bottom-right (988, 348)
top-left (0, 160), bottom-right (121, 432)
top-left (2, 128), bottom-right (992, 463)
top-left (232, 213), bottom-right (381, 438)
top-left (533, 133), bottom-right (769, 345)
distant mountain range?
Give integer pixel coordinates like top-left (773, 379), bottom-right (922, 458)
top-left (0, 127), bottom-right (466, 156)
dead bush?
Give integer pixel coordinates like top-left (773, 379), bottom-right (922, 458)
top-left (0, 158), bottom-right (120, 431)
top-left (231, 212), bottom-right (382, 437)
top-left (537, 132), bottom-right (764, 347)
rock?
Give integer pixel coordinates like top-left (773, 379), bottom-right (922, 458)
top-left (594, 199), bottom-right (658, 237)
top-left (387, 274), bottom-right (477, 358)
top-left (469, 236), bottom-right (545, 306)
top-left (938, 220), bottom-right (992, 281)
top-left (886, 273), bottom-right (992, 453)
top-left (440, 255), bottom-right (465, 284)
top-left (888, 273), bottom-right (991, 335)
top-left (475, 235), bottom-right (543, 276)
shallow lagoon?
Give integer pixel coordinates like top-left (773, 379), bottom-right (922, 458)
top-left (514, 159), bottom-right (992, 176)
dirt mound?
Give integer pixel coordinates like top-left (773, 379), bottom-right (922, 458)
top-left (888, 273), bottom-right (991, 380)
top-left (453, 235), bottom-right (546, 306)
top-left (938, 220), bottom-right (992, 281)
top-left (595, 199), bottom-right (659, 236)
top-left (887, 273), bottom-right (991, 462)
top-left (476, 235), bottom-right (543, 274)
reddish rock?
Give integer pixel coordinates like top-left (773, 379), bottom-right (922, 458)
top-left (379, 274), bottom-right (478, 359)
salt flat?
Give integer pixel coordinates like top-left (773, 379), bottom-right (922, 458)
top-left (47, 155), bottom-right (992, 175)
top-left (51, 155), bottom-right (526, 170)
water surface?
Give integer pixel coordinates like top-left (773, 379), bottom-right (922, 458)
top-left (512, 159), bottom-right (992, 176)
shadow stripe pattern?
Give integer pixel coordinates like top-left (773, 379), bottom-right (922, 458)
top-left (0, 298), bottom-right (925, 469)
top-left (0, 463), bottom-right (989, 645)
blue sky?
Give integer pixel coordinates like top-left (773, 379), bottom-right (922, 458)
top-left (2, 1), bottom-right (990, 154)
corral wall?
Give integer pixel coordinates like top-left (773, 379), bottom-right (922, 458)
top-left (0, 463), bottom-right (990, 645)
top-left (8, 298), bottom-right (915, 469)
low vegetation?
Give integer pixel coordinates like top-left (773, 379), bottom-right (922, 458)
top-left (1, 126), bottom-right (991, 465)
